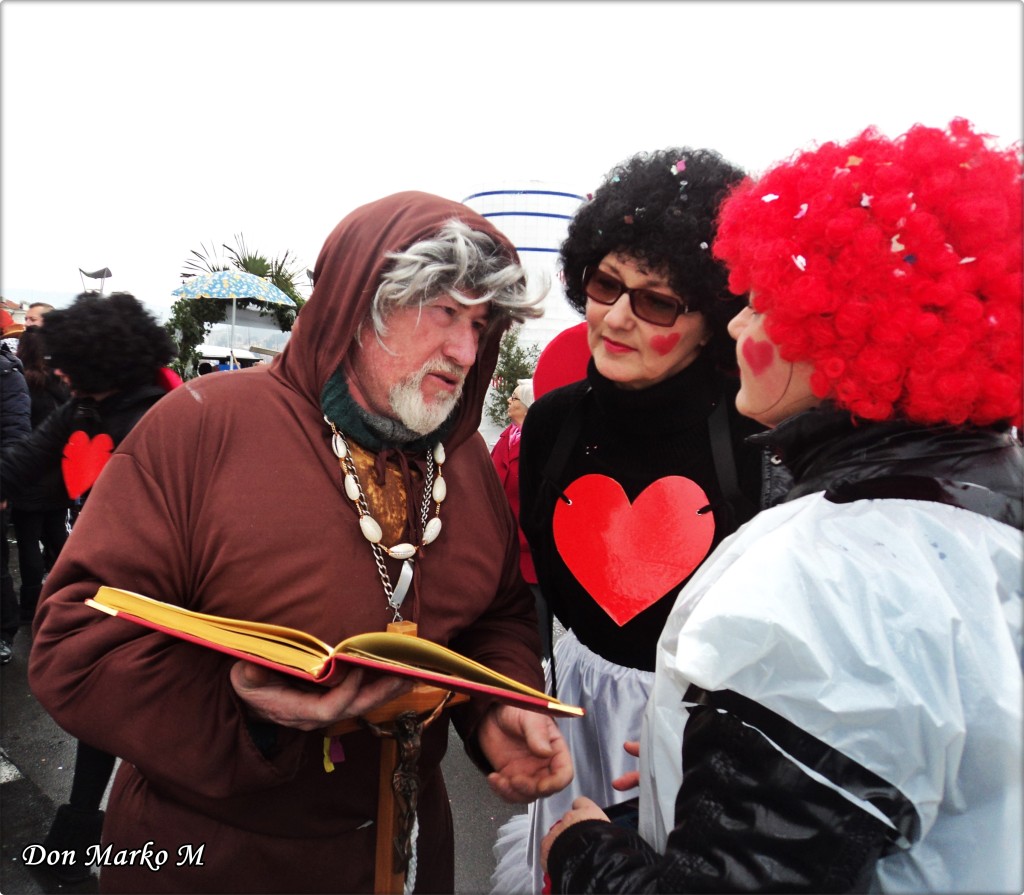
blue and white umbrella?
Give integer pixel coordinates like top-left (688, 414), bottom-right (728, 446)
top-left (173, 270), bottom-right (296, 363)
top-left (173, 270), bottom-right (296, 306)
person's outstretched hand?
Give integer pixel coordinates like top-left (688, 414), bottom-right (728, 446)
top-left (477, 704), bottom-right (573, 803)
top-left (612, 739), bottom-right (641, 791)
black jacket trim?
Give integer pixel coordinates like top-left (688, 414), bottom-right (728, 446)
top-left (549, 697), bottom-right (901, 893)
top-left (825, 474), bottom-right (1022, 529)
top-left (684, 685), bottom-right (917, 843)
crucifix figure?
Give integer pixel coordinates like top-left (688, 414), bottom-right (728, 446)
top-left (322, 619), bottom-right (468, 894)
top-left (361, 691), bottom-right (454, 879)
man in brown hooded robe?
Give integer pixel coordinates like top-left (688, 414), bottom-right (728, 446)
top-left (29, 191), bottom-right (571, 893)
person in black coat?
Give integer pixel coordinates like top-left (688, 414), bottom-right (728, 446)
top-left (10, 328), bottom-right (73, 625)
top-left (1, 294), bottom-right (177, 504)
top-left (0, 312), bottom-right (31, 664)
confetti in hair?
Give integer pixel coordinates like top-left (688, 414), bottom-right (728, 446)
top-left (714, 118), bottom-right (1023, 426)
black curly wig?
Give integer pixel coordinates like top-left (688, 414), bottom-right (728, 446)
top-left (561, 147), bottom-right (747, 371)
top-left (42, 293), bottom-right (176, 396)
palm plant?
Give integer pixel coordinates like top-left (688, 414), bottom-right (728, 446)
top-left (167, 235), bottom-right (307, 377)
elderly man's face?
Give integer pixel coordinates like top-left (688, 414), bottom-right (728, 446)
top-left (348, 295), bottom-right (489, 435)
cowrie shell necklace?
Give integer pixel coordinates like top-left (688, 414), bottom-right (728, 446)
top-left (324, 415), bottom-right (445, 620)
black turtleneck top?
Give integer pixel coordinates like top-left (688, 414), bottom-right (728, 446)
top-left (519, 356), bottom-right (764, 671)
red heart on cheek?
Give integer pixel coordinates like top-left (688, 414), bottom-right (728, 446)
top-left (650, 332), bottom-right (681, 356)
top-left (553, 474), bottom-right (715, 626)
top-left (742, 337), bottom-right (776, 376)
top-left (62, 431), bottom-right (114, 499)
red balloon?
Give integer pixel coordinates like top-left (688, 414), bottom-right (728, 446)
top-left (533, 322), bottom-right (591, 399)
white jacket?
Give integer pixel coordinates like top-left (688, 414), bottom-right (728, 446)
top-left (640, 492), bottom-right (1023, 894)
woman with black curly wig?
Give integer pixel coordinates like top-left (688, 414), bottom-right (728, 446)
top-left (1, 291), bottom-right (178, 884)
top-left (491, 148), bottom-right (766, 894)
top-left (1, 292), bottom-right (179, 506)
top-left (542, 119), bottom-right (1022, 894)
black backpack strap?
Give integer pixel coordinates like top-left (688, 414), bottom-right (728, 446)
top-left (541, 387), bottom-right (590, 503)
top-left (708, 391), bottom-right (757, 524)
top-left (536, 388), bottom-right (590, 696)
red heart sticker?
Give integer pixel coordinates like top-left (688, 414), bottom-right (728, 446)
top-left (553, 474), bottom-right (714, 626)
top-left (62, 431), bottom-right (114, 499)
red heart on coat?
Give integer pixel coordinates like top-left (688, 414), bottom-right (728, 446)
top-left (553, 474), bottom-right (715, 626)
top-left (62, 431), bottom-right (114, 499)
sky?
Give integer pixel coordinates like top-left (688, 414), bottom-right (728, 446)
top-left (2, 0), bottom-right (1021, 336)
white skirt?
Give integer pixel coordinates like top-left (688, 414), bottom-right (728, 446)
top-left (489, 630), bottom-right (655, 894)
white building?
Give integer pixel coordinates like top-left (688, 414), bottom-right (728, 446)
top-left (461, 182), bottom-right (585, 353)
top-left (462, 182), bottom-right (587, 445)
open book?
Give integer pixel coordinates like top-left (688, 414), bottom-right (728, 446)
top-left (86, 587), bottom-right (583, 719)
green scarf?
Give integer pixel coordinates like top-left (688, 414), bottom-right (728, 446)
top-left (320, 368), bottom-right (455, 453)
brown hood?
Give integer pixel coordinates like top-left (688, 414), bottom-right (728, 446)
top-left (269, 191), bottom-right (518, 449)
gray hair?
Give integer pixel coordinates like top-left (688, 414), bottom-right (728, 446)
top-left (367, 219), bottom-right (544, 343)
top-left (516, 379), bottom-right (535, 408)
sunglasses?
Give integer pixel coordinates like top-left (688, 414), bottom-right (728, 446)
top-left (582, 267), bottom-right (692, 327)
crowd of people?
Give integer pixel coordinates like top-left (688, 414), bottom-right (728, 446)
top-left (0, 116), bottom-right (1020, 895)
top-left (1, 294), bottom-right (181, 883)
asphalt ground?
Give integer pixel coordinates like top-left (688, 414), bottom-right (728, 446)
top-left (0, 522), bottom-right (527, 895)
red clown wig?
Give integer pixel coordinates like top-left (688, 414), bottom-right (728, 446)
top-left (714, 119), bottom-right (1022, 427)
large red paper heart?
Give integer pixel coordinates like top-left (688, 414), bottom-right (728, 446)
top-left (62, 431), bottom-right (114, 499)
top-left (553, 474), bottom-right (714, 626)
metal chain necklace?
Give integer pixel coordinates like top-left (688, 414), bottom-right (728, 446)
top-left (324, 416), bottom-right (446, 621)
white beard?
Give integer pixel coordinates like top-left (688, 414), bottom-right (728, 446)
top-left (388, 360), bottom-right (465, 435)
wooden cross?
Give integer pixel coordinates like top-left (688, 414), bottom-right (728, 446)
top-left (324, 621), bottom-right (468, 895)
